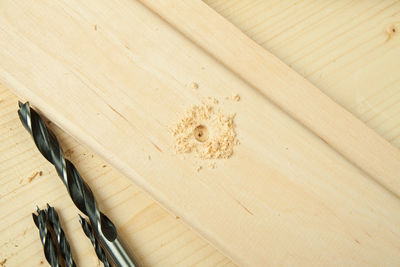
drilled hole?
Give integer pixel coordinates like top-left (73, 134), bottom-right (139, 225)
top-left (194, 125), bottom-right (208, 142)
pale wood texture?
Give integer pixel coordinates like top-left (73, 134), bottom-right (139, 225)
top-left (205, 0), bottom-right (400, 149)
top-left (142, 0), bottom-right (400, 198)
top-left (0, 87), bottom-right (235, 267)
top-left (0, 1), bottom-right (399, 267)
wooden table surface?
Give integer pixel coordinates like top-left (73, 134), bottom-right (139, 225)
top-left (1, 1), bottom-right (399, 266)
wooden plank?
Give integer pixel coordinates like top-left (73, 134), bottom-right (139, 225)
top-left (2, 1), bottom-right (398, 266)
top-left (0, 87), bottom-right (235, 266)
top-left (140, 0), bottom-right (400, 198)
top-left (0, 1), bottom-right (399, 266)
top-left (205, 0), bottom-right (400, 149)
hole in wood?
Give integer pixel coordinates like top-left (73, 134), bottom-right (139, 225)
top-left (194, 125), bottom-right (208, 142)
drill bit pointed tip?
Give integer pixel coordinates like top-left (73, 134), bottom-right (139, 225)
top-left (32, 206), bottom-right (60, 267)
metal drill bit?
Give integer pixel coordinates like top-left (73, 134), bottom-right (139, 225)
top-left (18, 101), bottom-right (139, 267)
top-left (46, 204), bottom-right (76, 267)
top-left (79, 214), bottom-right (111, 267)
top-left (32, 207), bottom-right (60, 267)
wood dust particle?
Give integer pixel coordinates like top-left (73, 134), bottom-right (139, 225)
top-left (28, 172), bottom-right (39, 183)
top-left (196, 166), bottom-right (203, 172)
top-left (191, 82), bottom-right (199, 89)
top-left (39, 171), bottom-right (43, 176)
top-left (232, 94), bottom-right (240, 101)
top-left (94, 25), bottom-right (97, 31)
top-left (102, 165), bottom-right (107, 168)
top-left (172, 102), bottom-right (238, 160)
top-left (0, 259), bottom-right (6, 266)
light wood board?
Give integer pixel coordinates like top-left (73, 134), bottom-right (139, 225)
top-left (141, 0), bottom-right (400, 197)
top-left (205, 0), bottom-right (400, 149)
top-left (0, 0), bottom-right (400, 267)
top-left (0, 87), bottom-right (235, 266)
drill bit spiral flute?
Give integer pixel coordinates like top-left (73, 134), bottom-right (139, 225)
top-left (79, 215), bottom-right (111, 267)
top-left (18, 101), bottom-right (139, 267)
top-left (47, 204), bottom-right (76, 267)
top-left (33, 207), bottom-right (60, 267)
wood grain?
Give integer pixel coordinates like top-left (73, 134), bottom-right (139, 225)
top-left (0, 0), bottom-right (399, 266)
top-left (141, 0), bottom-right (400, 198)
top-left (205, 0), bottom-right (400, 149)
top-left (0, 87), bottom-right (235, 266)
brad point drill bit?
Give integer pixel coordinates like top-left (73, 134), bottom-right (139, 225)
top-left (79, 215), bottom-right (111, 267)
top-left (46, 204), bottom-right (76, 267)
top-left (19, 102), bottom-right (139, 267)
top-left (32, 207), bottom-right (60, 267)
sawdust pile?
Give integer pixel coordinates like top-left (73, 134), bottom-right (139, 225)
top-left (172, 102), bottom-right (238, 159)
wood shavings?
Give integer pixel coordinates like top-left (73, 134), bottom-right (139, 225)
top-left (191, 82), bottom-right (199, 89)
top-left (224, 94), bottom-right (240, 101)
top-left (27, 172), bottom-right (39, 183)
top-left (172, 101), bottom-right (238, 160)
top-left (232, 94), bottom-right (240, 101)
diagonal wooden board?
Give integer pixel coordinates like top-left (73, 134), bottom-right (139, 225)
top-left (2, 1), bottom-right (399, 266)
top-left (204, 0), bottom-right (400, 149)
top-left (0, 0), bottom-right (399, 266)
top-left (0, 87), bottom-right (235, 267)
top-left (141, 0), bottom-right (400, 198)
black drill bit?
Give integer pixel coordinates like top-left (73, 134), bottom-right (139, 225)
top-left (18, 101), bottom-right (139, 267)
top-left (32, 207), bottom-right (60, 267)
top-left (46, 204), bottom-right (76, 267)
top-left (79, 214), bottom-right (111, 267)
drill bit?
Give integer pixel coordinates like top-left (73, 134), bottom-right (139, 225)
top-left (79, 215), bottom-right (111, 267)
top-left (18, 101), bottom-right (139, 267)
top-left (32, 207), bottom-right (60, 267)
top-left (46, 204), bottom-right (76, 267)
